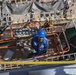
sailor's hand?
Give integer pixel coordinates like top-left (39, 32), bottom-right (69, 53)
top-left (24, 47), bottom-right (31, 51)
top-left (29, 49), bottom-right (37, 53)
top-left (24, 47), bottom-right (36, 53)
top-left (32, 49), bottom-right (37, 53)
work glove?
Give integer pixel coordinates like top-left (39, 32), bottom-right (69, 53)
top-left (24, 47), bottom-right (33, 53)
top-left (24, 47), bottom-right (37, 53)
top-left (24, 47), bottom-right (31, 51)
top-left (32, 49), bottom-right (37, 53)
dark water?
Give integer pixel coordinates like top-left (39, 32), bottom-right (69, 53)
top-left (65, 27), bottom-right (76, 42)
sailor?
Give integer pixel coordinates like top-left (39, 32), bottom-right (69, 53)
top-left (23, 29), bottom-right (49, 58)
top-left (31, 29), bottom-right (49, 55)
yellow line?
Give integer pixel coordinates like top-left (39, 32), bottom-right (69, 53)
top-left (0, 61), bottom-right (76, 65)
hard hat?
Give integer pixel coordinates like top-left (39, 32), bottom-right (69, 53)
top-left (37, 29), bottom-right (46, 38)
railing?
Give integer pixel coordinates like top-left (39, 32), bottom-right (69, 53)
top-left (7, 0), bottom-right (54, 3)
top-left (1, 10), bottom-right (72, 27)
top-left (0, 52), bottom-right (76, 70)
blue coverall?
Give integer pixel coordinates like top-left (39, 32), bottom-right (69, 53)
top-left (31, 35), bottom-right (49, 55)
